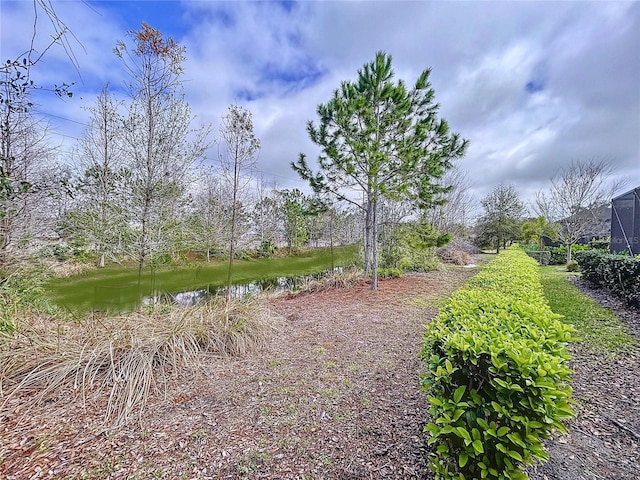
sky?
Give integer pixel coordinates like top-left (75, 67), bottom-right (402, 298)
top-left (1, 0), bottom-right (639, 216)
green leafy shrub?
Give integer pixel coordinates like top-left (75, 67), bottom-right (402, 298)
top-left (420, 247), bottom-right (574, 480)
top-left (588, 238), bottom-right (609, 250)
top-left (524, 250), bottom-right (551, 266)
top-left (575, 251), bottom-right (640, 306)
top-left (0, 264), bottom-right (59, 333)
top-left (547, 244), bottom-right (590, 265)
top-left (398, 250), bottom-right (441, 272)
top-left (42, 237), bottom-right (94, 262)
top-left (256, 239), bottom-right (278, 258)
top-left (566, 260), bottom-right (579, 272)
top-left (380, 223), bottom-right (449, 271)
top-left (377, 267), bottom-right (402, 279)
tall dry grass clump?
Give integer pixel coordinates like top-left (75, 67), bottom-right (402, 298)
top-left (298, 267), bottom-right (364, 293)
top-left (0, 298), bottom-right (280, 427)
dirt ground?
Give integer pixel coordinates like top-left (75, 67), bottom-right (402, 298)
top-left (1, 266), bottom-right (639, 479)
top-left (528, 278), bottom-right (640, 480)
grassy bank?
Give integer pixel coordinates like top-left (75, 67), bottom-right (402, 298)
top-left (539, 266), bottom-right (637, 356)
top-left (45, 245), bottom-right (359, 313)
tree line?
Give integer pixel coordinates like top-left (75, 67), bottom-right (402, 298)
top-left (2, 22), bottom-right (475, 291)
top-left (475, 158), bottom-right (624, 262)
top-left (0, 24), bottom-right (363, 270)
top-left (2, 14), bottom-right (624, 291)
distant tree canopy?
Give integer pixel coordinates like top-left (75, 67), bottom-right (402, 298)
top-left (476, 184), bottom-right (527, 252)
top-left (521, 216), bottom-right (559, 250)
top-left (293, 51), bottom-right (468, 289)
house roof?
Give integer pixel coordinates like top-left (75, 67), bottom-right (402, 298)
top-left (612, 185), bottom-right (640, 202)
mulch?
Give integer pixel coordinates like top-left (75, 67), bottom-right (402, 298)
top-left (0, 267), bottom-right (638, 479)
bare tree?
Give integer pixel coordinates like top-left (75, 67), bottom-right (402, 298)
top-left (185, 167), bottom-right (232, 261)
top-left (0, 0), bottom-right (79, 114)
top-left (62, 86), bottom-right (128, 267)
top-left (115, 23), bottom-right (211, 273)
top-left (252, 175), bottom-right (280, 246)
top-left (219, 105), bottom-right (260, 305)
top-left (424, 167), bottom-right (475, 236)
top-left (535, 158), bottom-right (625, 262)
top-left (0, 87), bottom-right (56, 266)
top-left (0, 1), bottom-right (80, 268)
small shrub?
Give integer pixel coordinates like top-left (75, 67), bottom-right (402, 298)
top-left (547, 244), bottom-right (590, 265)
top-left (566, 260), bottom-right (579, 272)
top-left (525, 250), bottom-right (551, 266)
top-left (438, 238), bottom-right (479, 265)
top-left (398, 249), bottom-right (441, 272)
top-left (377, 267), bottom-right (402, 279)
top-left (296, 267), bottom-right (364, 293)
top-left (42, 237), bottom-right (94, 262)
top-left (257, 239), bottom-right (278, 258)
top-left (0, 264), bottom-right (59, 333)
top-left (588, 238), bottom-right (610, 250)
top-left (439, 249), bottom-right (473, 266)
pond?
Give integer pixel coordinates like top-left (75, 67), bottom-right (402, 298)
top-left (46, 246), bottom-right (359, 313)
top-left (143, 272), bottom-right (330, 308)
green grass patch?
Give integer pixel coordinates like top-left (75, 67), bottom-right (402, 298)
top-left (45, 245), bottom-right (359, 313)
top-left (539, 266), bottom-right (637, 356)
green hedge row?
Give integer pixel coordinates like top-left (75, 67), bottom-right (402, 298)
top-left (420, 247), bottom-right (575, 480)
top-left (523, 250), bottom-right (551, 266)
top-left (574, 251), bottom-right (640, 306)
top-left (524, 245), bottom-right (594, 266)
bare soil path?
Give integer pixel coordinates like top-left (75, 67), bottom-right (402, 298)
top-left (1, 266), bottom-right (638, 480)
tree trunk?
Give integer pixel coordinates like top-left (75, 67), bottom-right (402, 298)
top-left (329, 214), bottom-right (334, 270)
top-left (364, 198), bottom-right (373, 274)
top-left (226, 143), bottom-right (240, 309)
top-left (370, 199), bottom-right (378, 291)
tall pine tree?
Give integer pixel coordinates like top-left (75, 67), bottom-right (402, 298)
top-left (293, 52), bottom-right (467, 289)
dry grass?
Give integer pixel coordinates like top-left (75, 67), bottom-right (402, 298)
top-left (439, 249), bottom-right (474, 265)
top-left (297, 267), bottom-right (365, 293)
top-left (0, 298), bottom-right (281, 427)
top-left (49, 260), bottom-right (95, 278)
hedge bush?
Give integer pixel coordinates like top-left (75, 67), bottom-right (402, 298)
top-left (524, 250), bottom-right (551, 266)
top-left (546, 244), bottom-right (591, 265)
top-left (420, 247), bottom-right (574, 480)
top-left (575, 251), bottom-right (640, 306)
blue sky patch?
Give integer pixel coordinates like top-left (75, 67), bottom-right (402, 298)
top-left (525, 62), bottom-right (547, 94)
top-left (276, 1), bottom-right (296, 14)
top-left (206, 7), bottom-right (235, 29)
top-left (90, 1), bottom-right (190, 38)
top-left (525, 79), bottom-right (544, 93)
top-left (259, 60), bottom-right (326, 94)
top-left (235, 88), bottom-right (263, 102)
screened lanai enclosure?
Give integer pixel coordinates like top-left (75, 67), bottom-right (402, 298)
top-left (610, 186), bottom-right (640, 255)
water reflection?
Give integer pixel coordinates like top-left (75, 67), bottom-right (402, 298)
top-left (143, 271), bottom-right (337, 307)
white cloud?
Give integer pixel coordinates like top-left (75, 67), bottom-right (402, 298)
top-left (1, 0), bottom-right (637, 209)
